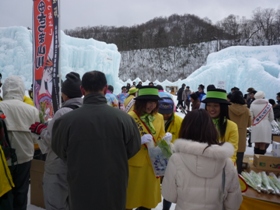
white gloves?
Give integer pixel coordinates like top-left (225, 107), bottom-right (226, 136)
top-left (163, 132), bottom-right (172, 143)
top-left (141, 134), bottom-right (153, 145)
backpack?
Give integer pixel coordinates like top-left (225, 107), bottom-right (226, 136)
top-left (0, 111), bottom-right (17, 164)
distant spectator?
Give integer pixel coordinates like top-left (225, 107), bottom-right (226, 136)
top-left (105, 85), bottom-right (119, 108)
top-left (132, 81), bottom-right (136, 87)
top-left (126, 83), bottom-right (131, 92)
top-left (244, 87), bottom-right (255, 104)
top-left (269, 99), bottom-right (280, 121)
top-left (136, 81), bottom-right (142, 89)
top-left (190, 93), bottom-right (200, 110)
top-left (117, 86), bottom-right (128, 110)
top-left (124, 87), bottom-right (138, 113)
top-left (199, 84), bottom-right (215, 109)
top-left (149, 82), bottom-right (154, 86)
top-left (176, 84), bottom-right (186, 111)
top-left (247, 90), bottom-right (257, 108)
top-left (182, 86), bottom-right (191, 111)
top-left (196, 84), bottom-right (206, 102)
top-left (231, 86), bottom-right (239, 93)
top-left (276, 92), bottom-right (280, 104)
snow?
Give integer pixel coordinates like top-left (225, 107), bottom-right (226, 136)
top-left (1, 26), bottom-right (280, 100)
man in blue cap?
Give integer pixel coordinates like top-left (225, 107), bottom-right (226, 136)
top-left (158, 97), bottom-right (183, 210)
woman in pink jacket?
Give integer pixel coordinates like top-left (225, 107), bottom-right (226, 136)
top-left (162, 109), bottom-right (242, 210)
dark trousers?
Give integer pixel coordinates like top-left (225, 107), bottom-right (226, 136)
top-left (163, 199), bottom-right (172, 210)
top-left (185, 100), bottom-right (191, 110)
top-left (9, 161), bottom-right (31, 210)
top-left (176, 100), bottom-right (184, 109)
top-left (236, 152), bottom-right (244, 174)
top-left (0, 190), bottom-right (13, 210)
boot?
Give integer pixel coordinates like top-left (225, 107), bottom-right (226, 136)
top-left (254, 147), bottom-right (260, 154)
top-left (248, 137), bottom-right (252, 147)
top-left (259, 149), bottom-right (266, 155)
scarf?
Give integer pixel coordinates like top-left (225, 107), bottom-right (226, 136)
top-left (164, 113), bottom-right (174, 132)
top-left (140, 114), bottom-right (156, 135)
top-left (212, 117), bottom-right (227, 141)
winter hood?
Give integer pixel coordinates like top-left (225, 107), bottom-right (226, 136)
top-left (174, 140), bottom-right (234, 178)
top-left (2, 75), bottom-right (25, 101)
top-left (229, 103), bottom-right (248, 116)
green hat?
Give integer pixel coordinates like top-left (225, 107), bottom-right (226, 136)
top-left (202, 88), bottom-right (230, 105)
top-left (128, 87), bottom-right (138, 95)
top-left (134, 86), bottom-right (161, 100)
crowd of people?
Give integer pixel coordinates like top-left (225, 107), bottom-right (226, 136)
top-left (0, 73), bottom-right (279, 210)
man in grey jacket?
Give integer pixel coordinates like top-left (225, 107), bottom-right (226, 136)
top-left (52, 70), bottom-right (141, 210)
top-left (29, 72), bottom-right (83, 210)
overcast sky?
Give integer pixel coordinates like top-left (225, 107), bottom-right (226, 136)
top-left (0, 0), bottom-right (279, 30)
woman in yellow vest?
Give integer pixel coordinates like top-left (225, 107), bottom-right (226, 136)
top-left (126, 86), bottom-right (165, 210)
top-left (202, 88), bottom-right (239, 162)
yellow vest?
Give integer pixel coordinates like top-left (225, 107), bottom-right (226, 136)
top-left (0, 146), bottom-right (14, 197)
top-left (23, 95), bottom-right (35, 106)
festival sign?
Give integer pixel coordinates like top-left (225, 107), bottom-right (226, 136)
top-left (33, 0), bottom-right (60, 122)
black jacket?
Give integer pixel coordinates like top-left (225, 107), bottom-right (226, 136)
top-left (273, 104), bottom-right (280, 120)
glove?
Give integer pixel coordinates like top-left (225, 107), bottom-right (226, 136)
top-left (29, 122), bottom-right (47, 135)
top-left (163, 132), bottom-right (172, 143)
top-left (141, 134), bottom-right (153, 145)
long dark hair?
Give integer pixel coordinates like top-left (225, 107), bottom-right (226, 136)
top-left (217, 104), bottom-right (229, 141)
top-left (179, 109), bottom-right (219, 148)
top-left (134, 99), bottom-right (159, 116)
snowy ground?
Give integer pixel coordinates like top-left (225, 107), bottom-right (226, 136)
top-left (27, 110), bottom-right (273, 210)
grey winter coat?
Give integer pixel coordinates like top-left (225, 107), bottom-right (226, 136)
top-left (52, 93), bottom-right (141, 210)
top-left (40, 97), bottom-right (83, 174)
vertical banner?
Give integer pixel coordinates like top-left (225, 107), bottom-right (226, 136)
top-left (33, 0), bottom-right (60, 122)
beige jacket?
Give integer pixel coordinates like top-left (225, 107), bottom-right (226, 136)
top-left (0, 76), bottom-right (39, 165)
top-left (228, 103), bottom-right (251, 152)
top-left (162, 140), bottom-right (242, 210)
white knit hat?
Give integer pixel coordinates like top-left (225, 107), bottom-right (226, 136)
top-left (254, 91), bottom-right (265, 99)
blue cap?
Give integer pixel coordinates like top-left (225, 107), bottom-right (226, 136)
top-left (158, 97), bottom-right (174, 114)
